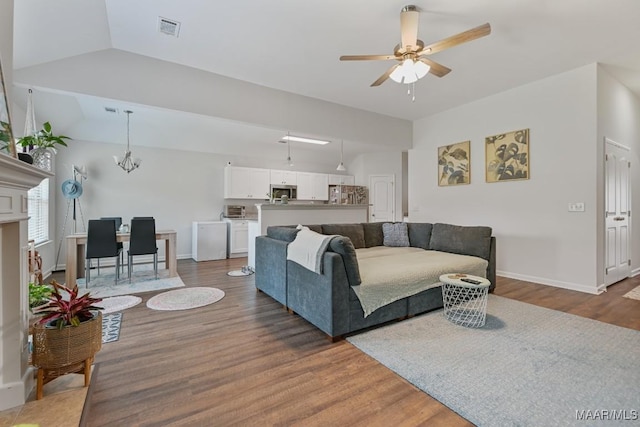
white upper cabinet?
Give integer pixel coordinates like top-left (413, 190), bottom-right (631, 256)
top-left (224, 166), bottom-right (270, 199)
top-left (270, 170), bottom-right (298, 185)
top-left (296, 172), bottom-right (329, 201)
top-left (328, 174), bottom-right (355, 185)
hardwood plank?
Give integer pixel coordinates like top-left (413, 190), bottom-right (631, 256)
top-left (26, 260), bottom-right (638, 425)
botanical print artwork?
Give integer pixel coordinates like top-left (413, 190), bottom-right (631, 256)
top-left (438, 141), bottom-right (470, 186)
top-left (485, 128), bottom-right (529, 182)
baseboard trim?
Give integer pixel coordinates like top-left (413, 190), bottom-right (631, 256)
top-left (497, 270), bottom-right (601, 295)
top-left (631, 267), bottom-right (640, 277)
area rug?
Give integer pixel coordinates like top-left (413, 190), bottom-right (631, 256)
top-left (102, 313), bottom-right (122, 343)
top-left (99, 295), bottom-right (142, 314)
top-left (75, 265), bottom-right (185, 298)
top-left (146, 287), bottom-right (225, 311)
top-left (623, 285), bottom-right (640, 301)
top-left (347, 295), bottom-right (640, 427)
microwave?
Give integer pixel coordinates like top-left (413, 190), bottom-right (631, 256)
top-left (223, 205), bottom-right (246, 218)
top-left (270, 185), bottom-right (297, 200)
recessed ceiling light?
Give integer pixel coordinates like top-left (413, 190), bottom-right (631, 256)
top-left (281, 135), bottom-right (331, 145)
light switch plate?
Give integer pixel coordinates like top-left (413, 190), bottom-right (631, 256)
top-left (568, 202), bottom-right (585, 212)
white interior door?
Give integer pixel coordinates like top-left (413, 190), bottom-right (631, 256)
top-left (369, 175), bottom-right (395, 222)
top-left (604, 138), bottom-right (631, 287)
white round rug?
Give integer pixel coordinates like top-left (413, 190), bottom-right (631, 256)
top-left (100, 295), bottom-right (142, 314)
top-left (227, 270), bottom-right (253, 277)
top-left (146, 287), bottom-right (225, 311)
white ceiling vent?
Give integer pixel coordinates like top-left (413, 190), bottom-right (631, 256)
top-left (158, 17), bottom-right (181, 37)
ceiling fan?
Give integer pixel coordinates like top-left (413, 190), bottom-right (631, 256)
top-left (340, 5), bottom-right (491, 87)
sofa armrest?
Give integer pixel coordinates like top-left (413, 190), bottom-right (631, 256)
top-left (255, 236), bottom-right (289, 306)
top-left (487, 236), bottom-right (496, 292)
top-left (286, 252), bottom-right (351, 338)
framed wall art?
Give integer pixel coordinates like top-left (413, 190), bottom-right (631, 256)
top-left (438, 140), bottom-right (470, 186)
top-left (0, 55), bottom-right (16, 158)
top-left (485, 128), bottom-right (529, 182)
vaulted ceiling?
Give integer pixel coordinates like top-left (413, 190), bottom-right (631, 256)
top-left (11, 0), bottom-right (640, 165)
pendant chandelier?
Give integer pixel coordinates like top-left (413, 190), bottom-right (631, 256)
top-left (113, 110), bottom-right (141, 173)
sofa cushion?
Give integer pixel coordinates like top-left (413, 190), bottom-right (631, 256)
top-left (407, 222), bottom-right (433, 250)
top-left (429, 223), bottom-right (492, 260)
top-left (382, 222), bottom-right (410, 247)
top-left (322, 224), bottom-right (366, 249)
top-left (328, 236), bottom-right (362, 286)
top-left (266, 226), bottom-right (299, 243)
top-left (362, 222), bottom-right (384, 247)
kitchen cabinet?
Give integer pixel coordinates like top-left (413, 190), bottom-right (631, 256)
top-left (224, 166), bottom-right (270, 199)
top-left (225, 219), bottom-right (249, 257)
top-left (328, 174), bottom-right (355, 185)
top-left (296, 172), bottom-right (329, 201)
top-left (270, 170), bottom-right (297, 185)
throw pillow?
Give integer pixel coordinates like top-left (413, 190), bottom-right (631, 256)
top-left (382, 222), bottom-right (410, 247)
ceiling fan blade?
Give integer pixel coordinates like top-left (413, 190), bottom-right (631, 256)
top-left (417, 57), bottom-right (451, 78)
top-left (422, 23), bottom-right (491, 55)
top-left (340, 54), bottom-right (395, 61)
top-left (400, 5), bottom-right (419, 51)
top-left (371, 64), bottom-right (400, 87)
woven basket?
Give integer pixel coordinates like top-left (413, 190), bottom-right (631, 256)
top-left (32, 311), bottom-right (102, 370)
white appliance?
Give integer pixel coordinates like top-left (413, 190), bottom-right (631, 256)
top-left (192, 221), bottom-right (227, 261)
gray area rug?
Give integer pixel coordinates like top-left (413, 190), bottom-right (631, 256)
top-left (75, 264), bottom-right (185, 298)
top-left (347, 295), bottom-right (640, 426)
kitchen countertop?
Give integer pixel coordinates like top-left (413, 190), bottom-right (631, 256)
top-left (257, 203), bottom-right (368, 210)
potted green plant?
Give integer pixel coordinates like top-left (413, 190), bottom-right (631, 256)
top-left (31, 280), bottom-right (103, 400)
top-left (29, 282), bottom-right (52, 312)
top-left (17, 121), bottom-right (71, 171)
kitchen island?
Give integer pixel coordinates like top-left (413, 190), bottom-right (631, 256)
top-left (247, 203), bottom-right (369, 268)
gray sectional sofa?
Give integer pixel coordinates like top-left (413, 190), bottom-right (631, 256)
top-left (255, 222), bottom-right (495, 340)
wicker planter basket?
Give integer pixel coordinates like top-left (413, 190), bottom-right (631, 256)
top-left (32, 311), bottom-right (102, 399)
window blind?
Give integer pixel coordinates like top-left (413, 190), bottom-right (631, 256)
top-left (28, 178), bottom-right (49, 245)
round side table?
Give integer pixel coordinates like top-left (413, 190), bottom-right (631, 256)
top-left (439, 274), bottom-right (491, 328)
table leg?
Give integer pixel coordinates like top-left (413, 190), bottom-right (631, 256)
top-left (65, 238), bottom-right (77, 286)
top-left (166, 234), bottom-right (177, 277)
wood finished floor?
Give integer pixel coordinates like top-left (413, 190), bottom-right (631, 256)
top-left (38, 260), bottom-right (640, 425)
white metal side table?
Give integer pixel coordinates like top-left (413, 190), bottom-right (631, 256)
top-left (439, 274), bottom-right (491, 328)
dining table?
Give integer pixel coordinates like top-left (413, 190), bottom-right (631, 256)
top-left (65, 230), bottom-right (177, 286)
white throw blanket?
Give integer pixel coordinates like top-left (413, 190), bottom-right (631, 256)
top-left (352, 247), bottom-right (488, 317)
top-left (286, 226), bottom-right (335, 274)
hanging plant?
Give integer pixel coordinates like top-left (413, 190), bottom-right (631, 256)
top-left (17, 121), bottom-right (71, 150)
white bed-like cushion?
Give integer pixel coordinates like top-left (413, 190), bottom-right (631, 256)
top-left (352, 246), bottom-right (488, 317)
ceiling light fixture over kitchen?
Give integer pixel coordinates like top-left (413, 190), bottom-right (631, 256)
top-left (336, 140), bottom-right (346, 171)
top-left (113, 110), bottom-right (141, 173)
top-left (281, 134), bottom-right (331, 145)
top-left (285, 132), bottom-right (294, 167)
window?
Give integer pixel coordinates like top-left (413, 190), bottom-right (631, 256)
top-left (28, 178), bottom-right (49, 244)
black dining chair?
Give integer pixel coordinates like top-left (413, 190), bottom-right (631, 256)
top-left (100, 216), bottom-right (124, 274)
top-left (128, 217), bottom-right (158, 281)
top-left (85, 219), bottom-right (122, 287)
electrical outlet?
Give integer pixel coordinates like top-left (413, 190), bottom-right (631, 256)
top-left (568, 202), bottom-right (585, 212)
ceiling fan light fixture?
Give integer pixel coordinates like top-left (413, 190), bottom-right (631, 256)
top-left (414, 60), bottom-right (431, 78)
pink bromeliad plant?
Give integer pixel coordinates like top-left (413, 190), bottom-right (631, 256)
top-left (33, 280), bottom-right (103, 329)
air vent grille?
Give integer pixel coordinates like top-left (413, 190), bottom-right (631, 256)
top-left (104, 107), bottom-right (118, 113)
top-left (158, 17), bottom-right (180, 37)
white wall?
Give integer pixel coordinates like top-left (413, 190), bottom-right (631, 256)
top-left (410, 64), bottom-right (600, 293)
top-left (351, 151), bottom-right (403, 222)
top-left (597, 66), bottom-right (640, 279)
top-left (53, 139), bottom-right (361, 267)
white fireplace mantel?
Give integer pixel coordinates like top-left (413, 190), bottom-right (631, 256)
top-left (0, 154), bottom-right (53, 410)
